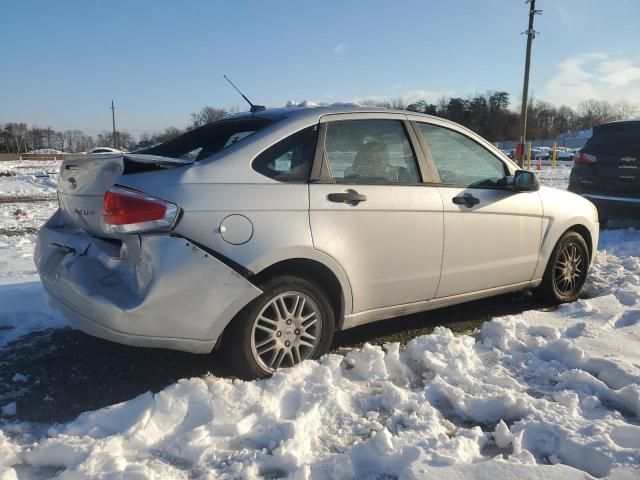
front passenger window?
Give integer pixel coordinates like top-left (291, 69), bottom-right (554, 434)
top-left (416, 123), bottom-right (507, 188)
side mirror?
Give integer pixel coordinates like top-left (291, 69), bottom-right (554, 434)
top-left (513, 170), bottom-right (540, 192)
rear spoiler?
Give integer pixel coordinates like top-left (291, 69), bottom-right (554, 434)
top-left (123, 153), bottom-right (194, 167)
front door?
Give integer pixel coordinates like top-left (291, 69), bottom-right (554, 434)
top-left (413, 121), bottom-right (543, 298)
top-left (309, 116), bottom-right (444, 314)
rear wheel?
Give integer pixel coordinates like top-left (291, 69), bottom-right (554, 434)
top-left (222, 275), bottom-right (335, 379)
top-left (533, 231), bottom-right (590, 304)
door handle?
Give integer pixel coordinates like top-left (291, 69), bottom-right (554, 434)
top-left (452, 193), bottom-right (480, 208)
top-left (327, 189), bottom-right (367, 206)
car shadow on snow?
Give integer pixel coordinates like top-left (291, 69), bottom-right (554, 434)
top-left (332, 290), bottom-right (551, 349)
top-left (0, 291), bottom-right (550, 424)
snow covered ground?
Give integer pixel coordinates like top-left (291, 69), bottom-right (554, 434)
top-left (0, 163), bottom-right (639, 479)
top-left (532, 163), bottom-right (573, 190)
top-left (0, 161), bottom-right (59, 200)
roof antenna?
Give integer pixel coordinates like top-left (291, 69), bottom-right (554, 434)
top-left (223, 75), bottom-right (266, 113)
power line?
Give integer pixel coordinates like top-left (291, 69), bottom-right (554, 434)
top-left (517, 0), bottom-right (542, 168)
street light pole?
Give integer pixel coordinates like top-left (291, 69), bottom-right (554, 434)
top-left (111, 100), bottom-right (117, 149)
top-left (517, 0), bottom-right (541, 168)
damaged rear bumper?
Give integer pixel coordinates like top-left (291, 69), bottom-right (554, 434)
top-left (35, 211), bottom-right (262, 353)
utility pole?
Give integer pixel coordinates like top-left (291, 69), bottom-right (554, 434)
top-left (517, 0), bottom-right (541, 168)
top-left (111, 100), bottom-right (117, 149)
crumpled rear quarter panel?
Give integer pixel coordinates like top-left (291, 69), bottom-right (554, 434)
top-left (35, 212), bottom-right (262, 353)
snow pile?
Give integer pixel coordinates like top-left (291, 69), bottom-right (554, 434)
top-left (1, 229), bottom-right (638, 479)
top-left (0, 201), bottom-right (58, 235)
top-left (283, 100), bottom-right (361, 109)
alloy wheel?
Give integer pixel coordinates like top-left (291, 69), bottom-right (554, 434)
top-left (250, 291), bottom-right (322, 372)
top-left (553, 242), bottom-right (585, 297)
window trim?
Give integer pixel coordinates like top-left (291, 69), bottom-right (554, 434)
top-left (410, 120), bottom-right (514, 190)
top-left (250, 124), bottom-right (320, 183)
top-left (310, 117), bottom-right (434, 186)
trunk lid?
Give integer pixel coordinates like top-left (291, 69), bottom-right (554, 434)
top-left (57, 154), bottom-right (192, 236)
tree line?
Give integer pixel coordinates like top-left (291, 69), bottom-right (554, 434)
top-left (402, 94), bottom-right (637, 142)
top-left (1, 94), bottom-right (636, 154)
top-left (0, 106), bottom-right (229, 155)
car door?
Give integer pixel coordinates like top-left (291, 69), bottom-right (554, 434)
top-left (412, 119), bottom-right (543, 298)
top-left (309, 113), bottom-right (444, 315)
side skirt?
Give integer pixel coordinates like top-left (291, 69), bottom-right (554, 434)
top-left (341, 281), bottom-right (537, 330)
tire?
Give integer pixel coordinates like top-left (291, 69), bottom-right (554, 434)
top-left (221, 275), bottom-right (335, 379)
top-left (533, 231), bottom-right (590, 304)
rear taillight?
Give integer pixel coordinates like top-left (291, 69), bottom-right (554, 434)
top-left (102, 187), bottom-right (178, 233)
top-left (574, 152), bottom-right (597, 164)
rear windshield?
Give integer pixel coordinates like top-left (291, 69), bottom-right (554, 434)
top-left (138, 117), bottom-right (274, 161)
top-left (584, 125), bottom-right (640, 157)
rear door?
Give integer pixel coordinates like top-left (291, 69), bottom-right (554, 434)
top-left (582, 123), bottom-right (640, 197)
top-left (412, 119), bottom-right (543, 298)
top-left (308, 113), bottom-right (444, 314)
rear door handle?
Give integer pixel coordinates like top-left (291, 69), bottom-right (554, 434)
top-left (452, 193), bottom-right (480, 208)
top-left (327, 189), bottom-right (367, 206)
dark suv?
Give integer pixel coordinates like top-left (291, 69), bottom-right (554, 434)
top-left (568, 120), bottom-right (640, 224)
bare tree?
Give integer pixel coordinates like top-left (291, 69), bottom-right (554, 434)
top-left (64, 130), bottom-right (82, 152)
top-left (155, 126), bottom-right (183, 143)
top-left (357, 98), bottom-right (379, 107)
top-left (54, 131), bottom-right (66, 151)
top-left (389, 97), bottom-right (407, 110)
top-left (189, 106), bottom-right (227, 129)
top-left (3, 123), bottom-right (29, 153)
top-left (76, 134), bottom-right (95, 152)
top-left (576, 100), bottom-right (618, 129)
top-left (614, 100), bottom-right (638, 120)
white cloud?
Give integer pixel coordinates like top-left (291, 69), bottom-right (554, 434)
top-left (598, 58), bottom-right (640, 87)
top-left (542, 53), bottom-right (640, 106)
top-left (333, 43), bottom-right (346, 54)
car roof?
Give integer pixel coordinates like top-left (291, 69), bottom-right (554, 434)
top-left (597, 119), bottom-right (640, 128)
top-left (226, 105), bottom-right (458, 128)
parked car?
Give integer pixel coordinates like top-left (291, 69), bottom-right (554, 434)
top-left (500, 149), bottom-right (515, 159)
top-left (568, 120), bottom-right (640, 224)
top-left (88, 147), bottom-right (122, 154)
top-left (557, 148), bottom-right (578, 161)
top-left (531, 148), bottom-right (550, 160)
top-left (35, 106), bottom-right (599, 378)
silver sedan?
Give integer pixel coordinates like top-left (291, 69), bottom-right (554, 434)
top-left (36, 106), bottom-right (599, 378)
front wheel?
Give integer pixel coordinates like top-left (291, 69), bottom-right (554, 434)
top-left (222, 275), bottom-right (335, 379)
top-left (533, 231), bottom-right (590, 304)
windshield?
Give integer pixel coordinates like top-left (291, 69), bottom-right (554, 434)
top-left (138, 117), bottom-right (274, 161)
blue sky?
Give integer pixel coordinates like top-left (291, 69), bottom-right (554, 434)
top-left (1, 0), bottom-right (639, 136)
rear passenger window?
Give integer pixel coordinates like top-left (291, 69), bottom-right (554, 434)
top-left (324, 119), bottom-right (421, 183)
top-left (252, 126), bottom-right (318, 182)
top-left (416, 123), bottom-right (507, 188)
